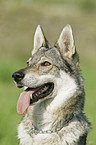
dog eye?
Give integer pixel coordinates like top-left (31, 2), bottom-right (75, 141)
top-left (41, 61), bottom-right (51, 66)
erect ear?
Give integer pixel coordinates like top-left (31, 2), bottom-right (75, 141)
top-left (55, 24), bottom-right (79, 64)
top-left (32, 25), bottom-right (49, 55)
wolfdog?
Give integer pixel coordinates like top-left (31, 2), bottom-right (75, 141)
top-left (12, 25), bottom-right (90, 145)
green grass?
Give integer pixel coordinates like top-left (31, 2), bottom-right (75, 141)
top-left (0, 1), bottom-right (96, 144)
top-left (81, 63), bottom-right (96, 145)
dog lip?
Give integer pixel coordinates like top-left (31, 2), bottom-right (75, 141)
top-left (24, 82), bottom-right (53, 91)
top-left (17, 83), bottom-right (24, 88)
top-left (18, 85), bottom-right (23, 88)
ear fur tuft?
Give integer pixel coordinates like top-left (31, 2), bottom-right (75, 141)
top-left (32, 25), bottom-right (49, 55)
top-left (55, 24), bottom-right (79, 64)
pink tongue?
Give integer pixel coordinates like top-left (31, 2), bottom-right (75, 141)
top-left (17, 90), bottom-right (34, 115)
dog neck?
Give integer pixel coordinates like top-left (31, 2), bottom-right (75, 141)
top-left (29, 114), bottom-right (75, 136)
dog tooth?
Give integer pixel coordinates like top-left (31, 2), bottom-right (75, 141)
top-left (24, 86), bottom-right (28, 91)
top-left (30, 94), bottom-right (32, 99)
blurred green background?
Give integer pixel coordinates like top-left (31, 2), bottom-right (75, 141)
top-left (0, 0), bottom-right (96, 144)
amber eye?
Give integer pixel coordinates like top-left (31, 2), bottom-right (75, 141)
top-left (41, 61), bottom-right (51, 66)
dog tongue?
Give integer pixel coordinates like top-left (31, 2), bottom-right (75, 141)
top-left (17, 90), bottom-right (34, 115)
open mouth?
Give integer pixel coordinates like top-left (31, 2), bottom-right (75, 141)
top-left (27, 83), bottom-right (54, 104)
top-left (17, 83), bottom-right (54, 115)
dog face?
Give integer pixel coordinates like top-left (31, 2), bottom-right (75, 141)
top-left (12, 25), bottom-right (79, 115)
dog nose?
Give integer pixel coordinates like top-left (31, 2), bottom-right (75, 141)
top-left (12, 71), bottom-right (25, 82)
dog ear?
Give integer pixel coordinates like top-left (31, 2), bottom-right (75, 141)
top-left (32, 25), bottom-right (49, 55)
top-left (55, 24), bottom-right (79, 64)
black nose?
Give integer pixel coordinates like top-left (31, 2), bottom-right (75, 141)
top-left (12, 71), bottom-right (25, 82)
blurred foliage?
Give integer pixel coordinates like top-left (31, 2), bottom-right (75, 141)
top-left (0, 0), bottom-right (96, 145)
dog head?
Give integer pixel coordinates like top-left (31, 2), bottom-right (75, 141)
top-left (12, 25), bottom-right (80, 115)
